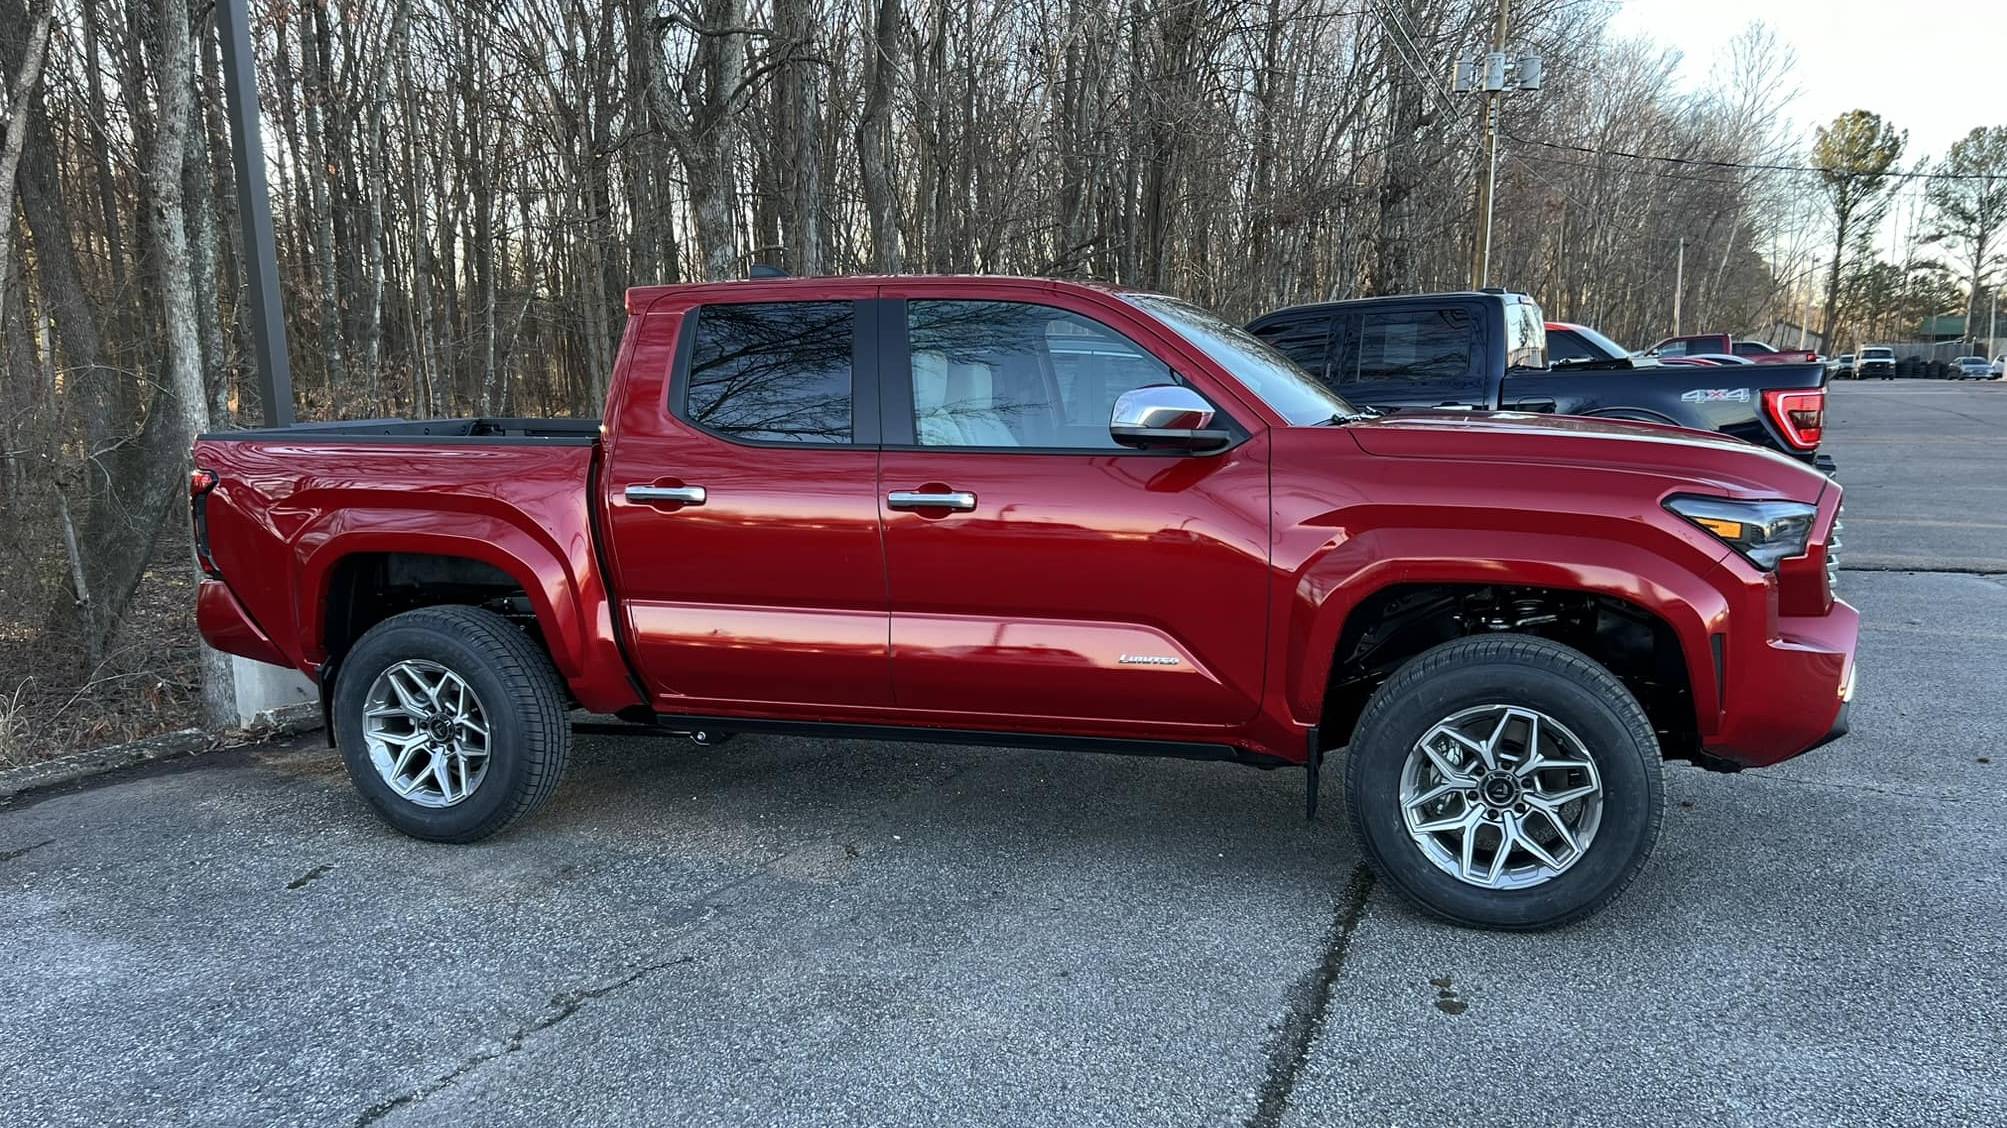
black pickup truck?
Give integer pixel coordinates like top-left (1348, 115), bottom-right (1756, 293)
top-left (1249, 292), bottom-right (1833, 466)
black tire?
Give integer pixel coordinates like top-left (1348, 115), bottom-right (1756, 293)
top-left (1342, 634), bottom-right (1663, 930)
top-left (334, 605), bottom-right (570, 842)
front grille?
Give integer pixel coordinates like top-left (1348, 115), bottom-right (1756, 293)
top-left (1826, 504), bottom-right (1844, 593)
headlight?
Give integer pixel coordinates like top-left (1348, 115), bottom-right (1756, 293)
top-left (1665, 495), bottom-right (1817, 570)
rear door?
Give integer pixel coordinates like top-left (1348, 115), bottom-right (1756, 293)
top-left (600, 291), bottom-right (892, 710)
top-left (873, 286), bottom-right (1270, 728)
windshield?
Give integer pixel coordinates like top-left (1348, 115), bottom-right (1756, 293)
top-left (1123, 294), bottom-right (1363, 424)
top-left (1862, 348), bottom-right (1894, 359)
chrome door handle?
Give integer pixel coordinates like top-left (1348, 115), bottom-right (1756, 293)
top-left (887, 490), bottom-right (976, 512)
top-left (625, 484), bottom-right (707, 505)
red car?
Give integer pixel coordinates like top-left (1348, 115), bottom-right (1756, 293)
top-left (192, 276), bottom-right (1857, 930)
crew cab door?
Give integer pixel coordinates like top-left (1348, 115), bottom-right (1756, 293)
top-left (872, 287), bottom-right (1270, 728)
top-left (599, 289), bottom-right (892, 709)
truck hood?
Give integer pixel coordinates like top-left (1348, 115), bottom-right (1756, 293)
top-left (1344, 410), bottom-right (1829, 502)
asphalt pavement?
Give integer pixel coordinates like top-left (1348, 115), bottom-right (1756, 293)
top-left (3, 379), bottom-right (2003, 1127)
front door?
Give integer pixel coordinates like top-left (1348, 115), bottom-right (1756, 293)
top-left (874, 290), bottom-right (1271, 730)
top-left (600, 293), bottom-right (891, 711)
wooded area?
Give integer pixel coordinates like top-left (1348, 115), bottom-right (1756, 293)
top-left (0, 0), bottom-right (2000, 761)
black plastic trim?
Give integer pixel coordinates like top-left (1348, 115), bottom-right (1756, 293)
top-left (616, 713), bottom-right (1288, 766)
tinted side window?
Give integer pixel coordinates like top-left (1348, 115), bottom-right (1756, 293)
top-left (684, 302), bottom-right (854, 443)
top-left (1547, 330), bottom-right (1595, 363)
top-left (907, 300), bottom-right (1181, 449)
top-left (1655, 339), bottom-right (1691, 357)
top-left (1344, 308), bottom-right (1477, 394)
top-left (1251, 314), bottom-right (1336, 380)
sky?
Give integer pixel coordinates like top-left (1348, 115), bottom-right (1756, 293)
top-left (1610, 0), bottom-right (2002, 266)
top-left (1609, 0), bottom-right (2001, 161)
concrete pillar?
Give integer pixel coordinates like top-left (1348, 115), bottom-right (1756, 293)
top-left (230, 655), bottom-right (317, 728)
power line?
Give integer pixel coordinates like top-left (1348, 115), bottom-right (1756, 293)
top-left (1505, 133), bottom-right (2001, 182)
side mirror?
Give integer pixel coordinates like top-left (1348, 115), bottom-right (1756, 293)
top-left (1110, 385), bottom-right (1232, 452)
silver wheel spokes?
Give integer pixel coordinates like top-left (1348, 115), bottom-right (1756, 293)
top-left (362, 659), bottom-right (492, 809)
top-left (1398, 705), bottom-right (1603, 890)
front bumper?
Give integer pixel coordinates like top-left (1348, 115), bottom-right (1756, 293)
top-left (1704, 598), bottom-right (1860, 768)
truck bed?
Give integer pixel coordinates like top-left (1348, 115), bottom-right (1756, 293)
top-left (190, 426), bottom-right (629, 707)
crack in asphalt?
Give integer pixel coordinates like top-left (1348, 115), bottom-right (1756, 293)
top-left (1245, 863), bottom-right (1375, 1128)
top-left (285, 863), bottom-right (333, 891)
top-left (345, 840), bottom-right (813, 1127)
top-left (352, 951), bottom-right (701, 1127)
top-left (0, 838), bottom-right (54, 864)
top-left (1744, 771), bottom-right (1972, 804)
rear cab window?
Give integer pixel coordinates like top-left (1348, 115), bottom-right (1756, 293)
top-left (680, 301), bottom-right (858, 444)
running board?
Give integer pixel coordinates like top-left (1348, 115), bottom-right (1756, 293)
top-left (573, 714), bottom-right (1289, 767)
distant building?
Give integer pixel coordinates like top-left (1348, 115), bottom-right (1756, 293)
top-left (1919, 314), bottom-right (1967, 342)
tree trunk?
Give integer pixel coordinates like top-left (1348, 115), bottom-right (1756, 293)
top-left (146, 0), bottom-right (234, 727)
top-left (0, 0), bottom-right (56, 327)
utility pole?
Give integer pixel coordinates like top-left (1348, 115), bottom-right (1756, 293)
top-left (1802, 258), bottom-right (1818, 351)
top-left (1453, 4), bottom-right (1539, 290)
top-left (1672, 238), bottom-right (1684, 336)
top-left (1989, 287), bottom-right (1999, 363)
top-left (217, 0), bottom-right (294, 427)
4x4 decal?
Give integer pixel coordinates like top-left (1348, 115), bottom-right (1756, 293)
top-left (1680, 387), bottom-right (1752, 403)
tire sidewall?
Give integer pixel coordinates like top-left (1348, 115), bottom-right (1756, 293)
top-left (335, 617), bottom-right (537, 841)
top-left (1349, 652), bottom-right (1660, 930)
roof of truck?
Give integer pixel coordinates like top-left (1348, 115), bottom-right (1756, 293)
top-left (623, 274), bottom-right (1137, 312)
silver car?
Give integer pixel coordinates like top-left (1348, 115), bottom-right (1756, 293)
top-left (1952, 356), bottom-right (1993, 379)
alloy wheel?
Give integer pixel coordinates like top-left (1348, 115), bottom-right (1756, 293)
top-left (1397, 704), bottom-right (1604, 889)
top-left (362, 659), bottom-right (492, 809)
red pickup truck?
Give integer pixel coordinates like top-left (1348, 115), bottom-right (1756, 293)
top-left (192, 276), bottom-right (1857, 930)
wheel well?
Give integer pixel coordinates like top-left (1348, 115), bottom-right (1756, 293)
top-left (1320, 583), bottom-right (1698, 759)
top-left (323, 552), bottom-right (554, 676)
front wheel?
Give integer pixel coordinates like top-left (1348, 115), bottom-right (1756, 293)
top-left (1343, 634), bottom-right (1664, 930)
top-left (334, 605), bottom-right (571, 842)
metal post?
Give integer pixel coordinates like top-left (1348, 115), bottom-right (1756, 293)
top-left (216, 0), bottom-right (293, 427)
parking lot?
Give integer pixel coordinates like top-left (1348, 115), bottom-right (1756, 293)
top-left (2, 378), bottom-right (2002, 1128)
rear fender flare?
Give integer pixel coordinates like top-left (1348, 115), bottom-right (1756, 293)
top-left (298, 516), bottom-right (588, 680)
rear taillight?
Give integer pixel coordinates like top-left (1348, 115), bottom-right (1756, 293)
top-left (1763, 388), bottom-right (1824, 451)
top-left (190, 468), bottom-right (221, 576)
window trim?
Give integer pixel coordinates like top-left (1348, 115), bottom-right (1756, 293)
top-left (668, 299), bottom-right (880, 448)
top-left (873, 297), bottom-right (1247, 456)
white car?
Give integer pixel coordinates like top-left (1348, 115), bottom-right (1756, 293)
top-left (1952, 356), bottom-right (1993, 379)
top-left (1993, 355), bottom-right (2005, 377)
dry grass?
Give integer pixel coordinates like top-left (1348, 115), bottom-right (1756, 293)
top-left (0, 502), bottom-right (203, 767)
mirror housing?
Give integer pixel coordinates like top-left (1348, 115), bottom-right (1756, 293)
top-left (1109, 385), bottom-right (1232, 452)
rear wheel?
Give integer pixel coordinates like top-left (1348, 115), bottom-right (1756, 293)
top-left (334, 605), bottom-right (570, 842)
top-left (1343, 634), bottom-right (1663, 930)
